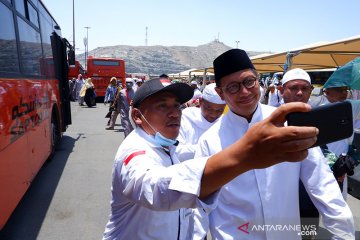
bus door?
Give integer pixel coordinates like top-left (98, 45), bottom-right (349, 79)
top-left (51, 33), bottom-right (72, 131)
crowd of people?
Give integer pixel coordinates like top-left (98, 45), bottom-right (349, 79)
top-left (98, 49), bottom-right (360, 240)
top-left (69, 74), bottom-right (96, 107)
top-left (102, 74), bottom-right (213, 139)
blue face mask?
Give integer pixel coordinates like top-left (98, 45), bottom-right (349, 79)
top-left (154, 132), bottom-right (178, 147)
top-left (137, 110), bottom-right (178, 147)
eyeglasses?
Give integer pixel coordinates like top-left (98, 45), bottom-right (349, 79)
top-left (222, 76), bottom-right (257, 94)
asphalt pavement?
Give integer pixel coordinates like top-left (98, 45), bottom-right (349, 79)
top-left (1, 102), bottom-right (359, 240)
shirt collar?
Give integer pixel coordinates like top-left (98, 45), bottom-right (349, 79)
top-left (227, 103), bottom-right (262, 125)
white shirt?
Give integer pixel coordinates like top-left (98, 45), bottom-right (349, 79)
top-left (259, 86), bottom-right (266, 104)
top-left (267, 88), bottom-right (282, 107)
top-left (176, 107), bottom-right (219, 161)
top-left (103, 127), bottom-right (217, 240)
top-left (351, 90), bottom-right (360, 100)
top-left (194, 104), bottom-right (354, 240)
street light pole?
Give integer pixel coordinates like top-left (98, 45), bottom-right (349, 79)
top-left (83, 37), bottom-right (87, 69)
top-left (235, 40), bottom-right (240, 48)
top-left (84, 26), bottom-right (90, 69)
top-left (72, 0), bottom-right (75, 52)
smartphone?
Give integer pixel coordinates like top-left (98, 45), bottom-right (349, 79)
top-left (286, 101), bottom-right (353, 147)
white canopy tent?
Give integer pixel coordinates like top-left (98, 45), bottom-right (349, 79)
top-left (193, 35), bottom-right (360, 74)
top-left (168, 68), bottom-right (214, 79)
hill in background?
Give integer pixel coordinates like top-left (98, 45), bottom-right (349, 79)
top-left (76, 40), bottom-right (268, 75)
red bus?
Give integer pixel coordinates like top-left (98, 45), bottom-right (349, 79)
top-left (68, 60), bottom-right (85, 80)
top-left (0, 0), bottom-right (72, 229)
top-left (86, 57), bottom-right (126, 97)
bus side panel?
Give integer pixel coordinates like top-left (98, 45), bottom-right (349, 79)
top-left (0, 78), bottom-right (54, 229)
top-left (91, 76), bottom-right (108, 97)
top-left (0, 79), bottom-right (31, 229)
top-left (27, 79), bottom-right (56, 176)
top-left (0, 136), bottom-right (30, 230)
top-left (68, 65), bottom-right (78, 79)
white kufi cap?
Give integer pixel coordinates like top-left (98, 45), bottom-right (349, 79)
top-left (202, 83), bottom-right (226, 104)
top-left (126, 78), bottom-right (134, 83)
top-left (282, 68), bottom-right (311, 85)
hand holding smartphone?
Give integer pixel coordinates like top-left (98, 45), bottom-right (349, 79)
top-left (286, 101), bottom-right (353, 147)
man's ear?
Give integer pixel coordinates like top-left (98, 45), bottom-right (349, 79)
top-left (131, 108), bottom-right (143, 125)
top-left (278, 85), bottom-right (284, 94)
top-left (198, 98), bottom-right (203, 105)
top-left (215, 86), bottom-right (225, 101)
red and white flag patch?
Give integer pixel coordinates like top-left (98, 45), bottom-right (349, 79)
top-left (160, 79), bottom-right (171, 86)
top-left (124, 150), bottom-right (146, 166)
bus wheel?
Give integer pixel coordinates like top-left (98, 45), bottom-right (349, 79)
top-left (49, 108), bottom-right (60, 159)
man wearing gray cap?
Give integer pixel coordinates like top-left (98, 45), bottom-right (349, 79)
top-left (193, 50), bottom-right (354, 239)
top-left (176, 83), bottom-right (226, 161)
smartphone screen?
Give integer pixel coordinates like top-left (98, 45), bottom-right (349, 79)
top-left (286, 101), bottom-right (353, 147)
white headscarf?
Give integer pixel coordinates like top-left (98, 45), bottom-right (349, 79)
top-left (201, 83), bottom-right (226, 104)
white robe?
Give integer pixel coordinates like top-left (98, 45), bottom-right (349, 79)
top-left (267, 89), bottom-right (282, 107)
top-left (176, 107), bottom-right (219, 162)
top-left (194, 104), bottom-right (354, 240)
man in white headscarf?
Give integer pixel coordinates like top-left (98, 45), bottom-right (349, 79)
top-left (176, 83), bottom-right (226, 162)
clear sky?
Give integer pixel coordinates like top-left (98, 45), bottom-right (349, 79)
top-left (42, 0), bottom-right (360, 54)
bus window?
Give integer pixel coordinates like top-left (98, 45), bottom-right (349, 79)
top-left (27, 1), bottom-right (39, 28)
top-left (93, 60), bottom-right (120, 66)
top-left (68, 49), bottom-right (75, 65)
top-left (14, 0), bottom-right (25, 16)
top-left (39, 3), bottom-right (54, 59)
top-left (0, 2), bottom-right (20, 73)
top-left (17, 16), bottom-right (42, 75)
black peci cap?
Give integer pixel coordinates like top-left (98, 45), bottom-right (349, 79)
top-left (159, 74), bottom-right (169, 78)
top-left (213, 49), bottom-right (255, 86)
top-left (132, 78), bottom-right (193, 108)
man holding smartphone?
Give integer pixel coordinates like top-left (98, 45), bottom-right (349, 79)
top-left (193, 50), bottom-right (354, 239)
